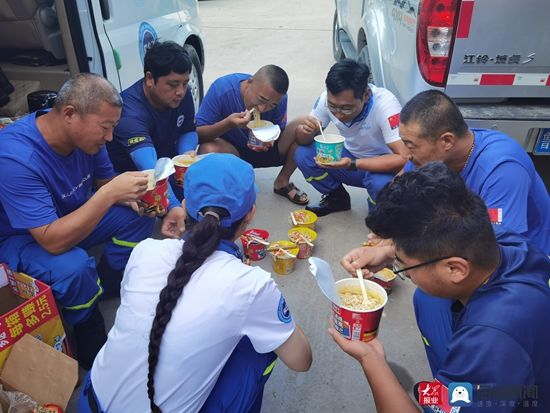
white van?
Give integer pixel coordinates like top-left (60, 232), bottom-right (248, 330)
top-left (0, 0), bottom-right (205, 116)
top-left (333, 0), bottom-right (550, 184)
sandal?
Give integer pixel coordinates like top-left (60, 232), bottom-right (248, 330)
top-left (273, 182), bottom-right (309, 205)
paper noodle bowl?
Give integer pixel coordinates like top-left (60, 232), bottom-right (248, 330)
top-left (172, 154), bottom-right (198, 188)
top-left (287, 227), bottom-right (317, 259)
top-left (314, 134), bottom-right (345, 163)
top-left (241, 228), bottom-right (270, 261)
top-left (290, 209), bottom-right (317, 230)
top-left (247, 120), bottom-right (275, 151)
top-left (269, 240), bottom-right (299, 275)
top-left (332, 278), bottom-right (388, 342)
top-left (372, 268), bottom-right (398, 294)
top-left (140, 178), bottom-right (170, 214)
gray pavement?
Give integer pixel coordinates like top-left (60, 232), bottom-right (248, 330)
top-left (69, 0), bottom-right (431, 411)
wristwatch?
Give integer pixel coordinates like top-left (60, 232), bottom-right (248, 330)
top-left (348, 158), bottom-right (357, 171)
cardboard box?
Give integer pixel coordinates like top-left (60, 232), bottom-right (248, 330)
top-left (1, 333), bottom-right (78, 411)
top-left (0, 263), bottom-right (70, 372)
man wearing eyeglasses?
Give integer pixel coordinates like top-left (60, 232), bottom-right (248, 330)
top-left (334, 162), bottom-right (550, 412)
top-left (196, 65), bottom-right (309, 206)
top-left (293, 59), bottom-right (409, 216)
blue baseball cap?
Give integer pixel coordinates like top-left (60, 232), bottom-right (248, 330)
top-left (184, 153), bottom-right (257, 227)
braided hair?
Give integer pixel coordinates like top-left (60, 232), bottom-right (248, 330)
top-left (147, 206), bottom-right (245, 412)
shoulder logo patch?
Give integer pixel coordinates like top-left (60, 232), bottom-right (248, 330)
top-left (277, 296), bottom-right (292, 324)
top-left (388, 113), bottom-right (400, 130)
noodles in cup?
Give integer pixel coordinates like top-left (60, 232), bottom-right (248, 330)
top-left (338, 285), bottom-right (383, 311)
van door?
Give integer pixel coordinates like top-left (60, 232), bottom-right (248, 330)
top-left (446, 0), bottom-right (550, 99)
top-left (86, 0), bottom-right (184, 90)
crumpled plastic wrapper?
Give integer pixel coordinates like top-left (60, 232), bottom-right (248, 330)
top-left (0, 384), bottom-right (37, 413)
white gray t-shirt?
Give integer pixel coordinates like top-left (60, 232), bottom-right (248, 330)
top-left (91, 238), bottom-right (295, 413)
top-left (311, 84), bottom-right (402, 158)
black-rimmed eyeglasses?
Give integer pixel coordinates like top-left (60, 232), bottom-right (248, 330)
top-left (392, 255), bottom-right (463, 280)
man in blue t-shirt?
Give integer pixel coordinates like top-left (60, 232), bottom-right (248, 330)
top-left (396, 90), bottom-right (550, 375)
top-left (333, 163), bottom-right (550, 412)
top-left (0, 74), bottom-right (155, 369)
top-left (108, 41), bottom-right (196, 238)
top-left (196, 65), bottom-right (309, 205)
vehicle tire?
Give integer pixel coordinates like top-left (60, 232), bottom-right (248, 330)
top-left (332, 11), bottom-right (345, 61)
top-left (184, 44), bottom-right (204, 113)
top-left (358, 44), bottom-right (375, 84)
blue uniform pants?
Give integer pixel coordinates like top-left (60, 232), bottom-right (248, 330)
top-left (413, 288), bottom-right (454, 376)
top-left (294, 143), bottom-right (394, 204)
top-left (0, 205), bottom-right (154, 325)
top-left (78, 336), bottom-right (277, 413)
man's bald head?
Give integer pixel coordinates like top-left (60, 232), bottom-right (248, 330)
top-left (252, 65), bottom-right (289, 95)
top-left (54, 73), bottom-right (122, 114)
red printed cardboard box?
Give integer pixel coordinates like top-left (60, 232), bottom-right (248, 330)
top-left (0, 263), bottom-right (70, 372)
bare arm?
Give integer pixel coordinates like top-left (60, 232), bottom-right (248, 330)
top-left (356, 140), bottom-right (409, 173)
top-left (29, 172), bottom-right (149, 255)
top-left (295, 115), bottom-right (321, 145)
top-left (328, 333), bottom-right (420, 413)
top-left (197, 111), bottom-right (252, 143)
top-left (274, 325), bottom-right (312, 372)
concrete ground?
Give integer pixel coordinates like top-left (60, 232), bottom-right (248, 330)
top-left (68, 0), bottom-right (431, 411)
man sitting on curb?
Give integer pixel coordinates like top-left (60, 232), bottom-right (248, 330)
top-left (196, 65), bottom-right (309, 205)
top-left (294, 59), bottom-right (408, 216)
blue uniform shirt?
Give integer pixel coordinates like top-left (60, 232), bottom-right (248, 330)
top-left (405, 129), bottom-right (550, 254)
top-left (427, 229), bottom-right (550, 412)
top-left (108, 79), bottom-right (197, 172)
top-left (195, 73), bottom-right (288, 150)
top-left (0, 111), bottom-right (115, 239)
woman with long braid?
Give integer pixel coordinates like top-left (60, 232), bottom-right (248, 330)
top-left (79, 153), bottom-right (312, 413)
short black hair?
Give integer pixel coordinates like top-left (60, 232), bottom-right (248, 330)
top-left (254, 65), bottom-right (289, 95)
top-left (366, 162), bottom-right (498, 268)
top-left (400, 90), bottom-right (469, 141)
top-left (143, 41), bottom-right (191, 82)
top-left (325, 59), bottom-right (370, 99)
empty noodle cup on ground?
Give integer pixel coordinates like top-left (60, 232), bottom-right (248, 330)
top-left (314, 134), bottom-right (345, 163)
top-left (143, 169), bottom-right (155, 190)
top-left (287, 227), bottom-right (317, 259)
top-left (269, 240), bottom-right (299, 275)
top-left (172, 153), bottom-right (198, 188)
top-left (332, 278), bottom-right (388, 342)
top-left (240, 228), bottom-right (270, 261)
top-left (140, 177), bottom-right (170, 214)
top-left (290, 209), bottom-right (317, 230)
top-left (372, 268), bottom-right (398, 294)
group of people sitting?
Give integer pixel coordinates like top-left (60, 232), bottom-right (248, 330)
top-left (0, 39), bottom-right (548, 412)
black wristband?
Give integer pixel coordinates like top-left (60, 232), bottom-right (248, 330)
top-left (348, 158), bottom-right (357, 171)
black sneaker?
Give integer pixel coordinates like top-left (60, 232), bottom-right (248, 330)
top-left (74, 306), bottom-right (107, 370)
top-left (306, 185), bottom-right (351, 217)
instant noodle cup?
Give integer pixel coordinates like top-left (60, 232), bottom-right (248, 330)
top-left (314, 134), bottom-right (345, 163)
top-left (241, 228), bottom-right (270, 261)
top-left (287, 227), bottom-right (317, 259)
top-left (372, 268), bottom-right (397, 294)
top-left (172, 153), bottom-right (198, 188)
top-left (140, 177), bottom-right (170, 214)
top-left (332, 278), bottom-right (388, 342)
top-left (246, 120), bottom-right (280, 151)
top-left (290, 209), bottom-right (317, 230)
top-left (269, 240), bottom-right (299, 275)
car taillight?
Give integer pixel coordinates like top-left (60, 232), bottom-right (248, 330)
top-left (417, 0), bottom-right (460, 86)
